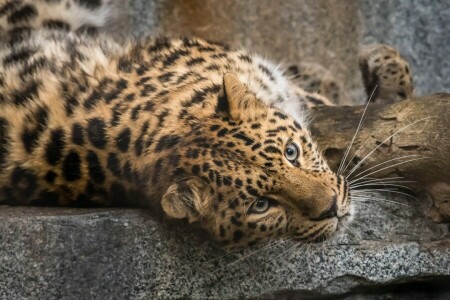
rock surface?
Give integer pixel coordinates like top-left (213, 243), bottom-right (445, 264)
top-left (1, 193), bottom-right (449, 299)
top-left (128, 0), bottom-right (450, 104)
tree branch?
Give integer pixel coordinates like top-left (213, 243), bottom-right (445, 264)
top-left (308, 93), bottom-right (450, 222)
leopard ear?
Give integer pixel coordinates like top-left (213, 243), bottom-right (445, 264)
top-left (161, 177), bottom-right (213, 223)
top-left (222, 73), bottom-right (266, 121)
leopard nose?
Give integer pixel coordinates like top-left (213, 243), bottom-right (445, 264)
top-left (310, 195), bottom-right (337, 221)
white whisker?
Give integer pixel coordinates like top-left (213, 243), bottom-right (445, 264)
top-left (351, 188), bottom-right (417, 201)
top-left (352, 195), bottom-right (410, 207)
top-left (345, 117), bottom-right (430, 179)
top-left (337, 84), bottom-right (378, 175)
top-left (349, 157), bottom-right (426, 184)
top-left (348, 155), bottom-right (418, 181)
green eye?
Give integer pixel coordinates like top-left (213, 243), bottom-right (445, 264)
top-left (284, 143), bottom-right (299, 163)
top-left (250, 197), bottom-right (273, 214)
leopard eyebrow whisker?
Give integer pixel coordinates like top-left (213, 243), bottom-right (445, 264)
top-left (337, 84), bottom-right (378, 175)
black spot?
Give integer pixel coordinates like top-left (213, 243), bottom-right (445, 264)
top-left (191, 165), bottom-right (200, 175)
top-left (45, 128), bottom-right (65, 165)
top-left (238, 55), bottom-right (252, 63)
top-left (14, 80), bottom-right (40, 105)
top-left (84, 90), bottom-right (101, 110)
top-left (140, 84), bottom-right (156, 97)
top-left (246, 186), bottom-right (259, 197)
top-left (233, 230), bottom-right (244, 242)
top-left (235, 178), bottom-right (243, 187)
top-left (125, 93), bottom-right (135, 102)
top-left (8, 4), bottom-right (37, 24)
top-left (3, 47), bottom-right (35, 65)
top-left (223, 176), bottom-right (232, 186)
top-left (131, 105), bottom-right (141, 120)
top-left (44, 171), bottom-right (57, 183)
top-left (247, 222), bottom-right (257, 229)
top-left (260, 224), bottom-right (267, 232)
top-left (202, 162), bottom-right (210, 172)
top-left (110, 182), bottom-right (127, 206)
top-left (274, 111), bottom-right (288, 120)
top-left (134, 137), bottom-right (144, 156)
top-left (43, 20), bottom-right (71, 31)
top-left (210, 125), bottom-right (220, 131)
top-left (162, 49), bottom-right (189, 67)
top-left (158, 72), bottom-right (174, 83)
top-left (264, 146), bottom-right (281, 154)
top-left (305, 95), bottom-right (325, 106)
top-left (75, 0), bottom-right (102, 9)
top-left (231, 216), bottom-right (243, 226)
top-left (186, 57), bottom-right (206, 66)
top-left (148, 37), bottom-right (171, 52)
top-left (10, 166), bottom-right (37, 199)
top-left (233, 132), bottom-right (253, 146)
top-left (216, 92), bottom-right (229, 114)
top-left (0, 117), bottom-right (9, 167)
top-left (115, 127), bottom-right (131, 152)
top-left (258, 64), bottom-right (275, 81)
top-left (64, 96), bottom-right (79, 116)
top-left (86, 151), bottom-right (105, 184)
top-left (251, 123), bottom-right (261, 129)
top-left (71, 123), bottom-right (84, 145)
top-left (151, 159), bottom-right (163, 184)
top-left (251, 143), bottom-right (261, 151)
top-left (293, 121), bottom-right (302, 130)
top-left (107, 153), bottom-right (122, 178)
top-left (0, 2), bottom-right (17, 17)
top-left (63, 151), bottom-right (82, 181)
top-left (21, 106), bottom-right (48, 153)
top-left (30, 190), bottom-right (60, 206)
top-left (217, 128), bottom-right (228, 137)
top-left (87, 118), bottom-right (107, 149)
top-left (155, 135), bottom-right (180, 152)
top-left (219, 225), bottom-right (226, 237)
top-left (118, 57), bottom-right (132, 73)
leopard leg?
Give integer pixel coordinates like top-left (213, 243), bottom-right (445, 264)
top-left (359, 44), bottom-right (414, 104)
top-left (285, 62), bottom-right (345, 105)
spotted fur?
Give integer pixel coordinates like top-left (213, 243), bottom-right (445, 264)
top-left (0, 1), bottom-right (411, 247)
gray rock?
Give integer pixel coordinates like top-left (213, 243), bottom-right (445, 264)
top-left (1, 193), bottom-right (449, 299)
top-left (128, 0), bottom-right (450, 104)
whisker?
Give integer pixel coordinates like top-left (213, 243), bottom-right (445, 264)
top-left (349, 157), bottom-right (427, 184)
top-left (337, 84), bottom-right (378, 175)
top-left (349, 154), bottom-right (418, 181)
top-left (345, 117), bottom-right (430, 179)
top-left (351, 188), bottom-right (417, 201)
top-left (351, 183), bottom-right (416, 192)
top-left (212, 237), bottom-right (289, 273)
top-left (350, 177), bottom-right (413, 187)
top-left (352, 195), bottom-right (410, 207)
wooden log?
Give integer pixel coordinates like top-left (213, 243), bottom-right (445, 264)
top-left (308, 93), bottom-right (450, 222)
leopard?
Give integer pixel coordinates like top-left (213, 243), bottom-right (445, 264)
top-left (0, 0), bottom-right (414, 248)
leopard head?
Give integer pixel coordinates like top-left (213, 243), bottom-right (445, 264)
top-left (161, 74), bottom-right (351, 248)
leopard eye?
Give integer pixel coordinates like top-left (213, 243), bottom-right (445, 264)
top-left (284, 142), bottom-right (299, 163)
top-left (250, 197), bottom-right (273, 214)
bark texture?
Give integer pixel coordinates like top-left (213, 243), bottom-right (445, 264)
top-left (309, 93), bottom-right (450, 221)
